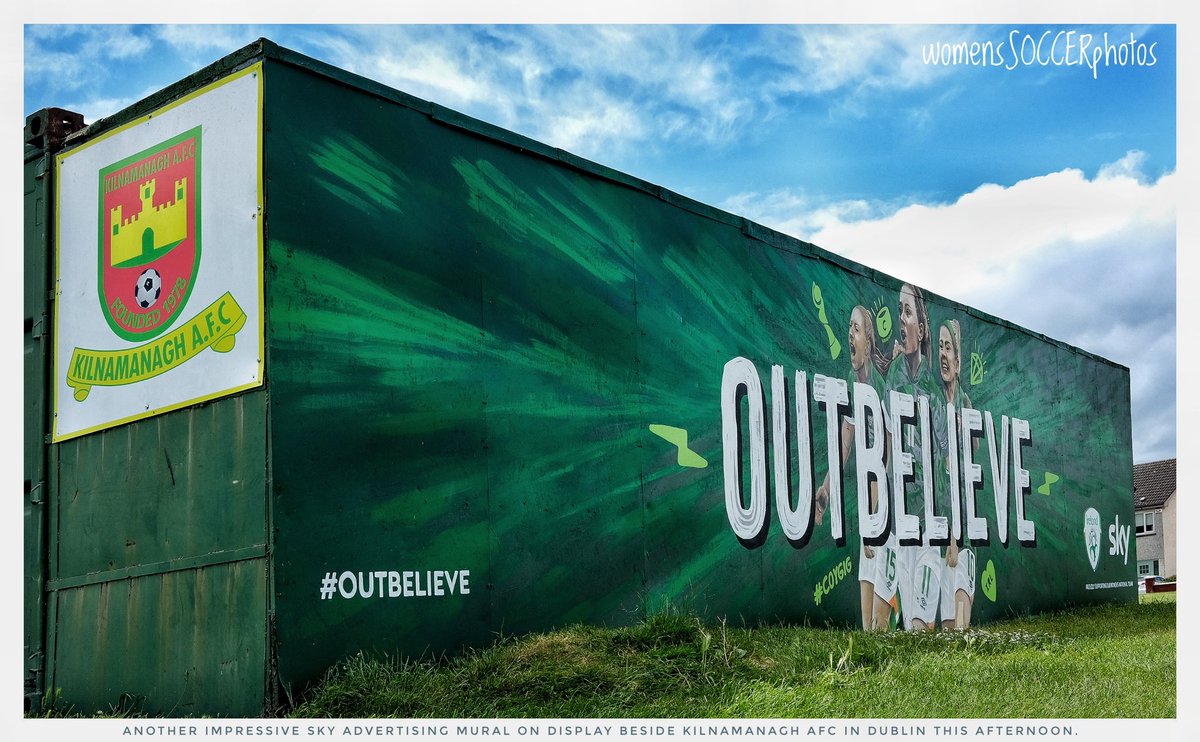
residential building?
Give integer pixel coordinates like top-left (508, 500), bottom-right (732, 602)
top-left (1132, 458), bottom-right (1176, 578)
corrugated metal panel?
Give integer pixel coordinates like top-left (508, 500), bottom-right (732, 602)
top-left (24, 141), bottom-right (51, 710)
top-left (53, 394), bottom-right (269, 579)
top-left (51, 558), bottom-right (268, 717)
top-left (48, 392), bottom-right (271, 714)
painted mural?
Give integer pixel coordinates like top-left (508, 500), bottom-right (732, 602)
top-left (261, 62), bottom-right (1135, 689)
top-left (720, 284), bottom-right (1041, 633)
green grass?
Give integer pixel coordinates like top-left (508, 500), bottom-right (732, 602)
top-left (289, 594), bottom-right (1175, 719)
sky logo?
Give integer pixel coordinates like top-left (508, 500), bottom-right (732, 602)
top-left (1108, 514), bottom-right (1131, 565)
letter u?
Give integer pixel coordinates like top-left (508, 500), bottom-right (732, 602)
top-left (357, 571), bottom-right (374, 598)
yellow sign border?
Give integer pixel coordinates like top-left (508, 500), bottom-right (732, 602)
top-left (52, 62), bottom-right (266, 442)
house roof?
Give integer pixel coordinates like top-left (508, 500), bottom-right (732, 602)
top-left (1133, 458), bottom-right (1176, 511)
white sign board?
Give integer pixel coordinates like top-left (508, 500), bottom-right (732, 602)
top-left (53, 63), bottom-right (264, 441)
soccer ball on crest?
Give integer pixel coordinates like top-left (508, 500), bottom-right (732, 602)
top-left (135, 268), bottom-right (162, 309)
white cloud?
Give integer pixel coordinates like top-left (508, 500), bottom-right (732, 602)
top-left (24, 25), bottom-right (255, 118)
top-left (24, 35), bottom-right (90, 91)
top-left (153, 25), bottom-right (262, 57)
top-left (762, 26), bottom-right (961, 100)
top-left (806, 159), bottom-right (1174, 305)
top-left (294, 25), bottom-right (770, 160)
top-left (1097, 148), bottom-right (1150, 182)
top-left (720, 188), bottom-right (907, 236)
top-left (61, 95), bottom-right (144, 125)
top-left (542, 92), bottom-right (646, 152)
top-left (24, 26), bottom-right (151, 92)
top-left (105, 27), bottom-right (152, 59)
top-left (376, 47), bottom-right (492, 106)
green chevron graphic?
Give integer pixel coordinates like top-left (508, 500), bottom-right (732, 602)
top-left (649, 424), bottom-right (709, 469)
top-left (1037, 471), bottom-right (1061, 496)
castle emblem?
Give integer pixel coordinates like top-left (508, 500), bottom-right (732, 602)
top-left (109, 176), bottom-right (189, 266)
top-left (98, 126), bottom-right (201, 341)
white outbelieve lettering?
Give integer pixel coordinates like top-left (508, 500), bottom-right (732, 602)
top-left (721, 356), bottom-right (1039, 549)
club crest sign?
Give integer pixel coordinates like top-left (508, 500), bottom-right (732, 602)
top-left (100, 127), bottom-right (201, 341)
top-left (53, 64), bottom-right (263, 441)
top-left (66, 127), bottom-right (248, 402)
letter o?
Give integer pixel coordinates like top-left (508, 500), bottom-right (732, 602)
top-left (722, 357), bottom-right (768, 542)
top-left (1020, 34), bottom-right (1037, 64)
top-left (338, 571), bottom-right (357, 599)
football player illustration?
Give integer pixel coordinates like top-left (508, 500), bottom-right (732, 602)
top-left (934, 318), bottom-right (977, 629)
top-left (815, 305), bottom-right (890, 629)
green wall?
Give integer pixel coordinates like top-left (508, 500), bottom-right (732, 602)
top-left (263, 58), bottom-right (1134, 693)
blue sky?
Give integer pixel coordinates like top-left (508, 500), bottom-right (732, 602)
top-left (23, 24), bottom-right (1177, 204)
top-left (21, 22), bottom-right (1178, 462)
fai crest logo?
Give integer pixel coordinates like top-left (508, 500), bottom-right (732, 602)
top-left (1083, 507), bottom-right (1102, 572)
top-left (100, 127), bottom-right (201, 340)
